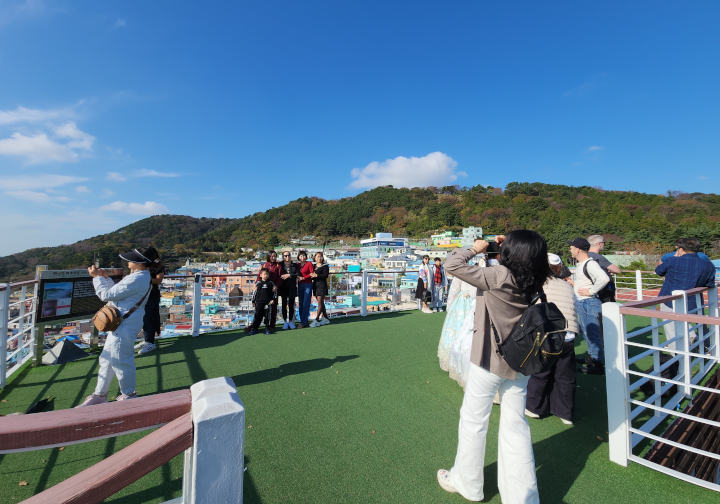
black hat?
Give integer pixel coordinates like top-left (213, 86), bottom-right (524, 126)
top-left (486, 242), bottom-right (501, 257)
top-left (119, 247), bottom-right (159, 265)
top-left (567, 238), bottom-right (590, 251)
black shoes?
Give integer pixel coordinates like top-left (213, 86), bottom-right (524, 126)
top-left (581, 360), bottom-right (605, 375)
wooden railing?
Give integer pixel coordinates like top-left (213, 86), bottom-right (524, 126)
top-left (0, 378), bottom-right (244, 504)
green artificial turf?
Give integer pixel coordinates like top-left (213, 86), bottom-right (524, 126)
top-left (0, 311), bottom-right (717, 503)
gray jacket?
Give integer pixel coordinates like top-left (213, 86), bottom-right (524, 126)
top-left (445, 248), bottom-right (530, 380)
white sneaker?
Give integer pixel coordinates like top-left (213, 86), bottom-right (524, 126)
top-left (282, 322), bottom-right (289, 330)
top-left (422, 307), bottom-right (433, 314)
top-left (134, 341), bottom-right (145, 350)
top-left (116, 392), bottom-right (138, 401)
top-left (560, 417), bottom-right (574, 425)
top-left (309, 320), bottom-right (319, 328)
top-left (437, 469), bottom-right (458, 495)
top-left (77, 393), bottom-right (108, 407)
top-left (320, 318), bottom-right (330, 325)
top-left (288, 322), bottom-right (296, 329)
top-left (138, 342), bottom-right (156, 355)
top-left (525, 409), bottom-right (540, 419)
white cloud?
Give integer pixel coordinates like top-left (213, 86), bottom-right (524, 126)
top-left (106, 168), bottom-right (179, 182)
top-left (350, 151), bottom-right (461, 189)
top-left (0, 104), bottom-right (75, 125)
top-left (0, 132), bottom-right (78, 163)
top-left (100, 200), bottom-right (168, 215)
top-left (75, 185), bottom-right (90, 193)
top-left (586, 145), bottom-right (604, 153)
top-left (133, 168), bottom-right (179, 178)
top-left (102, 188), bottom-right (114, 197)
top-left (106, 172), bottom-right (126, 182)
top-left (55, 121), bottom-right (94, 150)
top-left (0, 173), bottom-right (87, 190)
top-left (6, 190), bottom-right (51, 203)
top-left (0, 105), bottom-right (94, 164)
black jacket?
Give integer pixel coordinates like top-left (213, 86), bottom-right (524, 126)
top-left (278, 261), bottom-right (299, 293)
top-left (252, 279), bottom-right (276, 306)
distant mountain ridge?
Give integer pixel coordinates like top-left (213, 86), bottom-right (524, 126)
top-left (2, 182), bottom-right (719, 281)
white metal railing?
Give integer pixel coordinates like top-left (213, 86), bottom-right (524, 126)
top-left (603, 285), bottom-right (720, 491)
top-left (0, 279), bottom-right (38, 387)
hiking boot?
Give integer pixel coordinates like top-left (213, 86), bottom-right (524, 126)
top-left (77, 393), bottom-right (107, 407)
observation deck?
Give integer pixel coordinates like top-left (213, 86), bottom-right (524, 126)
top-left (1, 308), bottom-right (717, 503)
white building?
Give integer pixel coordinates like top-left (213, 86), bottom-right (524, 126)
top-left (360, 233), bottom-right (409, 259)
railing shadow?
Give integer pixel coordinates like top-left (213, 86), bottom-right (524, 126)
top-left (231, 355), bottom-right (359, 388)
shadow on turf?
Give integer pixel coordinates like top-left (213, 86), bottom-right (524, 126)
top-left (231, 355), bottom-right (359, 387)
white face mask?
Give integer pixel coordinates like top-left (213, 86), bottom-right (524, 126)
top-left (488, 258), bottom-right (500, 266)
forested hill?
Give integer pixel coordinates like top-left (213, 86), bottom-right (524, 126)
top-left (2, 182), bottom-right (720, 281)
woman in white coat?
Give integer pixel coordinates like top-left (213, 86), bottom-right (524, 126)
top-left (78, 247), bottom-right (157, 406)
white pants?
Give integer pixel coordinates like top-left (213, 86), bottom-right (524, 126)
top-left (94, 331), bottom-right (136, 396)
top-left (450, 363), bottom-right (539, 503)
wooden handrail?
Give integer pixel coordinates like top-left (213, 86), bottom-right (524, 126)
top-left (0, 390), bottom-right (191, 453)
top-left (620, 306), bottom-right (720, 326)
top-left (20, 412), bottom-right (193, 504)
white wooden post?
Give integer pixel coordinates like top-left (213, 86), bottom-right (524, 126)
top-left (186, 377), bottom-right (245, 504)
top-left (192, 274), bottom-right (202, 337)
top-left (635, 270), bottom-right (643, 300)
top-left (0, 284), bottom-right (9, 388)
top-left (361, 270), bottom-right (368, 317)
top-left (671, 290), bottom-right (690, 396)
top-left (708, 286), bottom-right (720, 360)
top-left (602, 302), bottom-right (629, 466)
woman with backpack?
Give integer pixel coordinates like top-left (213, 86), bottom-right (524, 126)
top-left (437, 231), bottom-right (550, 504)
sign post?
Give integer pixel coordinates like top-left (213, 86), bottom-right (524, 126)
top-left (32, 267), bottom-right (123, 366)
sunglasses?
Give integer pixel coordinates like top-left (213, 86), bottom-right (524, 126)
top-left (283, 254), bottom-right (290, 257)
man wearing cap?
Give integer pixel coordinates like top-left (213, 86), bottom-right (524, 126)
top-left (78, 247), bottom-right (155, 406)
top-left (587, 235), bottom-right (620, 302)
top-left (569, 238), bottom-right (610, 375)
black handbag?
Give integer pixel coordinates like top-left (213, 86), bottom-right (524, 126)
top-left (491, 290), bottom-right (567, 375)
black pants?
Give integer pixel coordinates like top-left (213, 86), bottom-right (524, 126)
top-left (526, 340), bottom-right (576, 421)
top-left (143, 289), bottom-right (161, 344)
top-left (280, 289), bottom-right (296, 323)
top-left (251, 304), bottom-right (271, 331)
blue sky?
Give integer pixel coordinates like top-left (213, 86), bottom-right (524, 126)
top-left (0, 1), bottom-right (718, 255)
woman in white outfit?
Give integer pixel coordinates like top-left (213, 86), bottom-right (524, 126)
top-left (78, 247), bottom-right (155, 406)
top-left (438, 231), bottom-right (550, 503)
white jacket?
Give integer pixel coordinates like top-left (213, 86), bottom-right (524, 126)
top-left (93, 270), bottom-right (151, 339)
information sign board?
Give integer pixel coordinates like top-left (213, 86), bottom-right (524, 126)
top-left (36, 268), bottom-right (124, 323)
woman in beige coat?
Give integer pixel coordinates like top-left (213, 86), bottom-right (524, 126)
top-left (437, 230), bottom-right (550, 504)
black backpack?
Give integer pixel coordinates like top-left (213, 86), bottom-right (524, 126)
top-left (582, 259), bottom-right (616, 303)
top-left (491, 290), bottom-right (567, 375)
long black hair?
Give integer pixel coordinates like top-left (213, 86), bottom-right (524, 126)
top-left (499, 230), bottom-right (551, 298)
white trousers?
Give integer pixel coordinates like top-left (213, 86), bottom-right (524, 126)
top-left (94, 331), bottom-right (137, 396)
top-left (450, 363), bottom-right (539, 503)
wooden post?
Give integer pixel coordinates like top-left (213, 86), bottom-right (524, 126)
top-left (361, 270), bottom-right (368, 317)
top-left (0, 284), bottom-right (8, 388)
top-left (192, 274), bottom-right (202, 337)
top-left (602, 302), bottom-right (629, 467)
top-left (635, 270), bottom-right (643, 300)
top-left (186, 377), bottom-right (244, 504)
